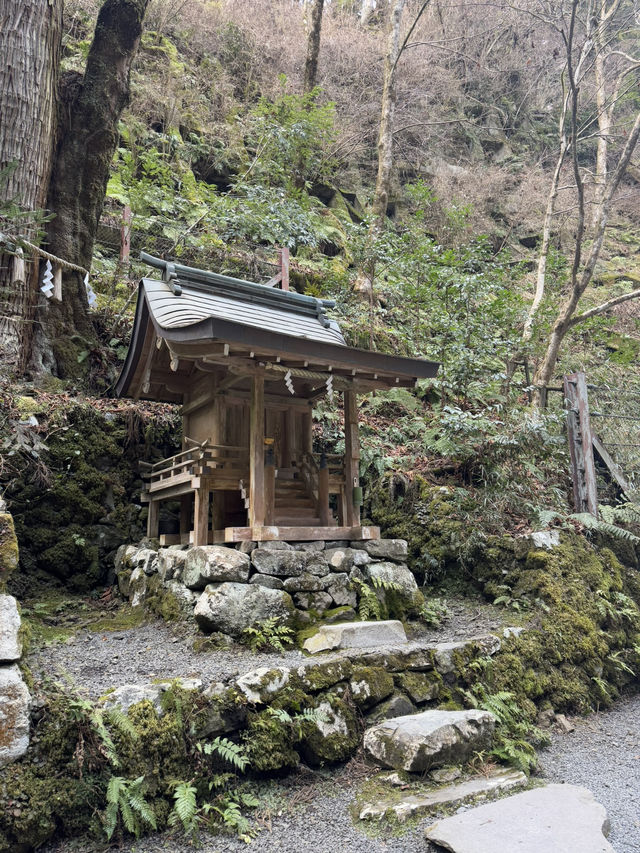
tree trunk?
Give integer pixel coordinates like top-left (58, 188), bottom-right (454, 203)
top-left (0, 0), bottom-right (62, 376)
top-left (303, 0), bottom-right (324, 94)
top-left (372, 0), bottom-right (405, 232)
top-left (35, 0), bottom-right (150, 375)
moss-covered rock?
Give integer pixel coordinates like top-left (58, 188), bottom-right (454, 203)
top-left (0, 513), bottom-right (19, 591)
top-left (242, 709), bottom-right (300, 772)
top-left (471, 533), bottom-right (640, 714)
top-left (5, 399), bottom-right (179, 591)
top-left (349, 666), bottom-right (394, 709)
top-left (300, 694), bottom-right (360, 765)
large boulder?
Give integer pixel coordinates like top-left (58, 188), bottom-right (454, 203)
top-left (194, 582), bottom-right (295, 636)
top-left (363, 709), bottom-right (496, 772)
top-left (157, 548), bottom-right (188, 582)
top-left (235, 667), bottom-right (291, 704)
top-left (300, 695), bottom-right (360, 765)
top-left (363, 539), bottom-right (408, 562)
top-left (325, 573), bottom-right (357, 608)
top-left (251, 549), bottom-right (310, 577)
top-left (0, 595), bottom-right (21, 663)
top-left (0, 664), bottom-right (30, 767)
top-left (183, 546), bottom-right (250, 589)
top-left (365, 561), bottom-right (419, 599)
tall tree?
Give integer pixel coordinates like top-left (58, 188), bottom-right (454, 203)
top-left (36, 0), bottom-right (150, 375)
top-left (529, 0), bottom-right (640, 406)
top-left (0, 0), bottom-right (62, 376)
top-left (0, 0), bottom-right (150, 378)
top-left (303, 0), bottom-right (325, 94)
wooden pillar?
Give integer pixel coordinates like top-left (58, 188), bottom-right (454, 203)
top-left (249, 373), bottom-right (265, 527)
top-left (194, 486), bottom-right (210, 545)
top-left (147, 499), bottom-right (159, 539)
top-left (179, 495), bottom-right (191, 539)
top-left (265, 444), bottom-right (276, 525)
top-left (318, 454), bottom-right (330, 526)
top-left (343, 390), bottom-right (361, 526)
top-left (302, 407), bottom-right (313, 455)
top-left (564, 372), bottom-right (598, 516)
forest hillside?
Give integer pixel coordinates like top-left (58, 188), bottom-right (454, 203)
top-left (2, 2), bottom-right (640, 849)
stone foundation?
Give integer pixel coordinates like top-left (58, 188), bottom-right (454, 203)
top-left (115, 538), bottom-right (424, 634)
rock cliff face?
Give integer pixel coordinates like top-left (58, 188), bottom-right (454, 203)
top-left (0, 512), bottom-right (30, 767)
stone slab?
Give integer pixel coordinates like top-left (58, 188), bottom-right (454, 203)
top-left (363, 709), bottom-right (495, 772)
top-left (0, 595), bottom-right (21, 662)
top-left (303, 620), bottom-right (407, 654)
top-left (359, 768), bottom-right (526, 821)
top-left (424, 784), bottom-right (613, 852)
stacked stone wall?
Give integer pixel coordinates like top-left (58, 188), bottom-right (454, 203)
top-left (115, 538), bottom-right (425, 634)
top-left (0, 509), bottom-right (30, 767)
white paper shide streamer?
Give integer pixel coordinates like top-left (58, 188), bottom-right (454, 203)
top-left (325, 373), bottom-right (333, 401)
top-left (85, 272), bottom-right (97, 308)
top-left (284, 369), bottom-right (295, 395)
top-left (40, 260), bottom-right (54, 298)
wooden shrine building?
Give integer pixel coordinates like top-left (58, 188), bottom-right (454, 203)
top-left (116, 253), bottom-right (439, 545)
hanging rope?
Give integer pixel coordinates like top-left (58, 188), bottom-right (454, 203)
top-left (20, 238), bottom-right (89, 275)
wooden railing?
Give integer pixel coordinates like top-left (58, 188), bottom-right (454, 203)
top-left (144, 442), bottom-right (248, 494)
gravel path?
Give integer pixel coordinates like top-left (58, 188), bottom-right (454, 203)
top-left (30, 620), bottom-right (308, 697)
top-left (34, 599), bottom-right (640, 852)
top-left (538, 693), bottom-right (640, 853)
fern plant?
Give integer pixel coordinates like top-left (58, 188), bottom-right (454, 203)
top-left (197, 736), bottom-right (249, 771)
top-left (352, 576), bottom-right (403, 621)
top-left (461, 686), bottom-right (547, 774)
top-left (68, 696), bottom-right (137, 769)
top-left (104, 775), bottom-right (157, 840)
top-left (241, 616), bottom-right (294, 653)
top-left (168, 781), bottom-right (199, 841)
top-left (536, 503), bottom-right (640, 544)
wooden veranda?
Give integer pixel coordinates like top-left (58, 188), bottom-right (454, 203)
top-left (116, 253), bottom-right (439, 544)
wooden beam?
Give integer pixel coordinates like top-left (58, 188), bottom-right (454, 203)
top-left (249, 373), bottom-right (265, 527)
top-left (318, 462), bottom-right (330, 526)
top-left (180, 374), bottom-right (243, 416)
top-left (344, 390), bottom-right (361, 526)
top-left (223, 525), bottom-right (380, 542)
top-left (265, 459), bottom-right (275, 525)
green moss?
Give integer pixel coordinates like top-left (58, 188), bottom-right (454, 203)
top-left (470, 532), bottom-right (640, 713)
top-left (242, 709), bottom-right (300, 772)
top-left (349, 666), bottom-right (394, 709)
top-left (300, 694), bottom-right (360, 765)
top-left (87, 604), bottom-right (149, 633)
top-left (115, 697), bottom-right (192, 795)
top-left (0, 513), bottom-right (19, 590)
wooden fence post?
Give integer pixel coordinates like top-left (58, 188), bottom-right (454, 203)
top-left (564, 372), bottom-right (598, 516)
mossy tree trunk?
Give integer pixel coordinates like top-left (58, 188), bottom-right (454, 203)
top-left (34, 0), bottom-right (150, 376)
top-left (303, 0), bottom-right (325, 94)
top-left (0, 0), bottom-right (62, 377)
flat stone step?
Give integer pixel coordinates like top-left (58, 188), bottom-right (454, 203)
top-left (303, 620), bottom-right (408, 654)
top-left (424, 784), bottom-right (613, 852)
top-left (359, 767), bottom-right (527, 822)
top-left (363, 709), bottom-right (496, 772)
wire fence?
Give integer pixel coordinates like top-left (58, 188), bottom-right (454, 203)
top-left (586, 382), bottom-right (640, 500)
